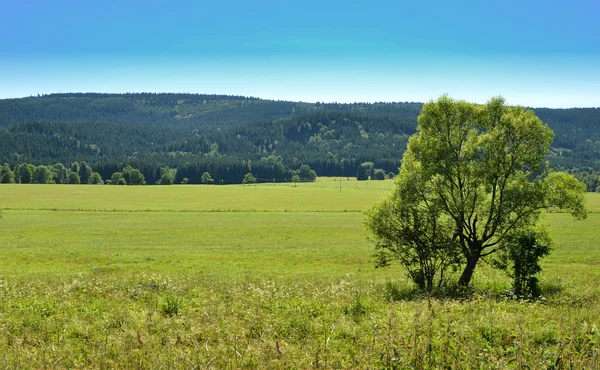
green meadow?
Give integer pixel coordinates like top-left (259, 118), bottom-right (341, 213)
top-left (0, 183), bottom-right (599, 368)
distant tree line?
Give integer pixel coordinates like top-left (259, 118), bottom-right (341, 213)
top-left (0, 93), bottom-right (598, 186)
top-left (0, 160), bottom-right (327, 185)
top-left (0, 161), bottom-right (102, 185)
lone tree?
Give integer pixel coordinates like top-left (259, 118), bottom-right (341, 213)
top-left (366, 96), bottom-right (586, 290)
top-left (201, 172), bottom-right (214, 184)
top-left (291, 174), bottom-right (300, 186)
top-left (243, 172), bottom-right (256, 184)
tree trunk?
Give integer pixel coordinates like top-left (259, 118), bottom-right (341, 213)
top-left (458, 250), bottom-right (481, 288)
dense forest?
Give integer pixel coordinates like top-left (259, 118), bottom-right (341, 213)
top-left (0, 93), bottom-right (599, 186)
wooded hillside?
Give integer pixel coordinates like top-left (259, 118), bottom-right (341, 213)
top-left (0, 93), bottom-right (598, 185)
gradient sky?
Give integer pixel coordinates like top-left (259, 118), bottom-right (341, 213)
top-left (1, 0), bottom-right (599, 107)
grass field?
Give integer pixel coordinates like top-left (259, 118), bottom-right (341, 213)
top-left (0, 183), bottom-right (599, 368)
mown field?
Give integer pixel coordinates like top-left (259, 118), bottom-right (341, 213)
top-left (0, 182), bottom-right (599, 368)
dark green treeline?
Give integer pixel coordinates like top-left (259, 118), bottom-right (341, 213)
top-left (0, 93), bottom-right (599, 185)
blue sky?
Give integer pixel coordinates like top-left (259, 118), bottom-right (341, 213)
top-left (1, 0), bottom-right (599, 107)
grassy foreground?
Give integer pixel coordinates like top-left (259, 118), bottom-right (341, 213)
top-left (0, 184), bottom-right (599, 368)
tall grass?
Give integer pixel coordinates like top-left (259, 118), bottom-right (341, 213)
top-left (0, 185), bottom-right (598, 367)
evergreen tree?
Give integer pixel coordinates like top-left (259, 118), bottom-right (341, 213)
top-left (79, 161), bottom-right (93, 184)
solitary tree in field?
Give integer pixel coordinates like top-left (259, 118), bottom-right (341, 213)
top-left (366, 96), bottom-right (587, 290)
top-left (291, 174), bottom-right (300, 186)
top-left (243, 172), bottom-right (256, 184)
top-left (201, 172), bottom-right (214, 184)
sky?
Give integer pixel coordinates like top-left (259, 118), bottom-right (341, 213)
top-left (1, 0), bottom-right (599, 107)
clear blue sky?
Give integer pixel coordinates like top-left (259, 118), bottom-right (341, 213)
top-left (1, 0), bottom-right (599, 107)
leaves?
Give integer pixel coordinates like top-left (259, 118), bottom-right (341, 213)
top-left (366, 96), bottom-right (587, 288)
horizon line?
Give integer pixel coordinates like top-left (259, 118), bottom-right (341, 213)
top-left (1, 91), bottom-right (598, 110)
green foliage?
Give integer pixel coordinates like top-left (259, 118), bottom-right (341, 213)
top-left (300, 166), bottom-right (314, 180)
top-left (158, 175), bottom-right (171, 185)
top-left (70, 161), bottom-right (80, 174)
top-left (366, 165), bottom-right (462, 291)
top-left (0, 163), bottom-right (15, 183)
top-left (367, 96), bottom-right (587, 289)
top-left (68, 171), bottom-right (81, 184)
top-left (51, 163), bottom-right (69, 184)
top-left (33, 165), bottom-right (54, 184)
top-left (110, 172), bottom-right (124, 185)
top-left (201, 172), bottom-right (214, 184)
top-left (158, 167), bottom-right (177, 185)
top-left (372, 168), bottom-right (386, 180)
top-left (117, 177), bottom-right (127, 185)
top-left (0, 93), bottom-right (599, 185)
top-left (161, 295), bottom-right (183, 317)
top-left (0, 97), bottom-right (421, 182)
top-left (122, 165), bottom-right (145, 185)
top-left (78, 161), bottom-right (93, 184)
top-left (492, 226), bottom-right (552, 297)
top-left (291, 174), bottom-right (300, 185)
top-left (15, 163), bottom-right (35, 184)
top-left (89, 172), bottom-right (103, 184)
top-left (0, 184), bottom-right (599, 367)
top-left (573, 170), bottom-right (600, 192)
top-left (181, 177), bottom-right (189, 184)
top-left (356, 164), bottom-right (369, 181)
top-left (242, 172), bottom-right (256, 184)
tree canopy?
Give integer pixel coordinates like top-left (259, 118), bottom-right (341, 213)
top-left (366, 96), bottom-right (587, 291)
top-left (0, 93), bottom-right (599, 185)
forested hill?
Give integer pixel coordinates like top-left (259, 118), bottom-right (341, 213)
top-left (0, 93), bottom-right (421, 128)
top-left (0, 93), bottom-right (599, 186)
top-left (0, 93), bottom-right (298, 128)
